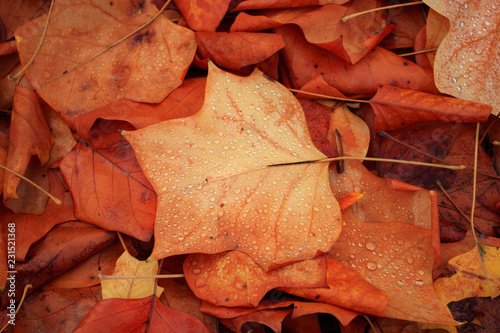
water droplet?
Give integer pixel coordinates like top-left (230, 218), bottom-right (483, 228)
top-left (195, 279), bottom-right (206, 288)
top-left (192, 269), bottom-right (201, 275)
top-left (415, 279), bottom-right (424, 287)
top-left (367, 262), bottom-right (377, 271)
top-left (365, 242), bottom-right (376, 251)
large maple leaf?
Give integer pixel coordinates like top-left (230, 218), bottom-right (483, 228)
top-left (123, 63), bottom-right (342, 270)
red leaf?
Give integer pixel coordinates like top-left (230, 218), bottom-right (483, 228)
top-left (74, 296), bottom-right (210, 332)
top-left (174, 0), bottom-right (231, 31)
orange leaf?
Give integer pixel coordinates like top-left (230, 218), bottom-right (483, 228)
top-left (74, 77), bottom-right (206, 140)
top-left (370, 85), bottom-right (492, 131)
top-left (123, 63), bottom-right (342, 269)
top-left (174, 0), bottom-right (231, 31)
top-left (232, 0), bottom-right (350, 11)
top-left (59, 135), bottom-right (156, 242)
top-left (231, 0), bottom-right (394, 64)
top-left (299, 99), bottom-right (338, 157)
top-left (328, 210), bottom-right (457, 325)
top-left (278, 25), bottom-right (438, 97)
top-left (423, 0), bottom-right (500, 115)
top-left (73, 296), bottom-right (210, 332)
top-left (195, 32), bottom-right (286, 70)
top-left (329, 104), bottom-right (370, 157)
top-left (184, 251), bottom-right (327, 307)
top-left (4, 85), bottom-right (53, 200)
top-left (337, 192), bottom-right (364, 210)
top-left (15, 0), bottom-right (196, 125)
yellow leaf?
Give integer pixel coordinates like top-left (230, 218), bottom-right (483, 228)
top-left (101, 251), bottom-right (164, 300)
top-left (434, 245), bottom-right (500, 305)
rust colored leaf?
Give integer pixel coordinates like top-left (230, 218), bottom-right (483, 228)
top-left (4, 85), bottom-right (53, 201)
top-left (184, 251), bottom-right (327, 307)
top-left (231, 0), bottom-right (394, 64)
top-left (379, 4), bottom-right (427, 50)
top-left (232, 0), bottom-right (350, 11)
top-left (221, 308), bottom-right (291, 333)
top-left (299, 99), bottom-right (338, 157)
top-left (0, 132), bottom-right (7, 197)
top-left (15, 0), bottom-right (197, 125)
top-left (0, 221), bottom-right (115, 307)
top-left (74, 77), bottom-right (206, 140)
top-left (328, 210), bottom-right (457, 325)
top-left (195, 32), bottom-right (286, 70)
top-left (297, 74), bottom-right (346, 100)
top-left (423, 9), bottom-right (450, 67)
top-left (73, 296), bottom-right (210, 333)
top-left (282, 258), bottom-right (389, 317)
top-left (0, 0), bottom-right (50, 39)
top-left (0, 170), bottom-right (75, 262)
top-left (435, 245), bottom-right (500, 305)
top-left (174, 0), bottom-right (231, 31)
top-left (376, 123), bottom-right (500, 236)
top-left (369, 85), bottom-right (492, 132)
top-left (423, 0), bottom-right (500, 115)
top-left (277, 25), bottom-right (438, 97)
top-left (101, 251), bottom-right (164, 300)
top-left (59, 136), bottom-right (156, 242)
top-left (123, 63), bottom-right (342, 269)
top-left (7, 287), bottom-right (101, 332)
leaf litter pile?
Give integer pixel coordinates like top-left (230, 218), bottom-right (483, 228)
top-left (1, 0), bottom-right (500, 332)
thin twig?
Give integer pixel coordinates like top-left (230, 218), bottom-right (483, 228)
top-left (288, 89), bottom-right (367, 104)
top-left (341, 1), bottom-right (424, 23)
top-left (98, 272), bottom-right (184, 280)
top-left (0, 284), bottom-right (33, 332)
top-left (9, 0), bottom-right (56, 82)
top-left (398, 48), bottom-right (438, 57)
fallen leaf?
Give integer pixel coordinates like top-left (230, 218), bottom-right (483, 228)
top-left (174, 0), bottom-right (231, 31)
top-left (0, 0), bottom-right (50, 39)
top-left (0, 170), bottom-right (75, 262)
top-left (299, 99), bottom-right (338, 157)
top-left (74, 77), bottom-right (206, 140)
top-left (277, 24), bottom-right (438, 97)
top-left (0, 221), bottom-right (115, 307)
top-left (101, 251), bottom-right (164, 300)
top-left (3, 85), bottom-right (53, 201)
top-left (5, 287), bottom-right (101, 332)
top-left (327, 209), bottom-right (457, 325)
top-left (423, 9), bottom-right (450, 67)
top-left (447, 296), bottom-right (500, 333)
top-left (376, 122), bottom-right (500, 236)
top-left (435, 245), bottom-right (500, 305)
top-left (379, 3), bottom-right (427, 50)
top-left (59, 133), bottom-right (156, 242)
top-left (369, 85), bottom-right (492, 131)
top-left (183, 251), bottom-right (327, 307)
top-left (328, 103), bottom-right (370, 157)
top-left (423, 0), bottom-right (500, 115)
top-left (123, 63), bottom-right (342, 269)
top-left (15, 0), bottom-right (197, 125)
top-left (73, 295), bottom-right (210, 333)
top-left (195, 32), bottom-right (286, 70)
top-left (231, 0), bottom-right (394, 64)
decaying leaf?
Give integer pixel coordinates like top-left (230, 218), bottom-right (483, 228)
top-left (15, 0), bottom-right (197, 125)
top-left (123, 63), bottom-right (342, 269)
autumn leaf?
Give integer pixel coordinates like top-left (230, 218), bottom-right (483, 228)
top-left (15, 0), bottom-right (197, 125)
top-left (232, 0), bottom-right (351, 11)
top-left (3, 85), bottom-right (53, 202)
top-left (329, 104), bottom-right (370, 158)
top-left (174, 0), bottom-right (231, 31)
top-left (74, 296), bottom-right (210, 333)
top-left (423, 0), bottom-right (500, 115)
top-left (435, 245), bottom-right (500, 305)
top-left (183, 251), bottom-right (327, 307)
top-left (101, 251), bottom-right (164, 300)
top-left (231, 0), bottom-right (394, 64)
top-left (123, 63), bottom-right (342, 269)
top-left (369, 85), bottom-right (492, 131)
top-left (195, 32), bottom-right (286, 70)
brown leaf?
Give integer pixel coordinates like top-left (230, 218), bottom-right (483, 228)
top-left (123, 63), bottom-right (342, 269)
top-left (174, 0), bottom-right (231, 31)
top-left (15, 0), bottom-right (197, 125)
top-left (232, 0), bottom-right (350, 11)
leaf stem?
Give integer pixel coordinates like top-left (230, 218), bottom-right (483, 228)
top-left (398, 48), bottom-right (438, 57)
top-left (471, 123), bottom-right (493, 298)
top-left (0, 163), bottom-right (61, 205)
top-left (288, 88), bottom-right (367, 103)
top-left (0, 284), bottom-right (32, 332)
top-left (9, 0), bottom-right (55, 83)
top-left (98, 272), bottom-right (184, 280)
top-left (341, 1), bottom-right (424, 23)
